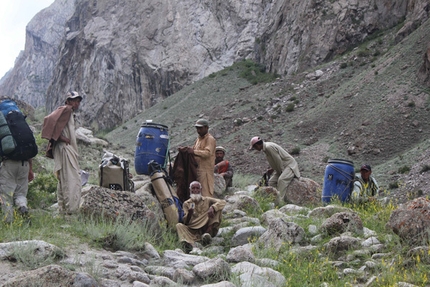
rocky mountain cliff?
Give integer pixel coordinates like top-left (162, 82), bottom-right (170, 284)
top-left (0, 0), bottom-right (428, 130)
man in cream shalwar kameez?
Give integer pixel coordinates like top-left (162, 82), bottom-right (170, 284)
top-left (41, 91), bottom-right (82, 215)
top-left (176, 181), bottom-right (226, 253)
top-left (250, 137), bottom-right (301, 202)
top-left (178, 119), bottom-right (216, 197)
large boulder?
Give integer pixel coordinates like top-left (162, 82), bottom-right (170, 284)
top-left (80, 186), bottom-right (158, 224)
top-left (386, 197), bottom-right (430, 246)
top-left (214, 173), bottom-right (227, 198)
top-left (257, 218), bottom-right (305, 251)
top-left (320, 212), bottom-right (364, 236)
top-left (284, 177), bottom-right (322, 205)
top-left (2, 264), bottom-right (98, 287)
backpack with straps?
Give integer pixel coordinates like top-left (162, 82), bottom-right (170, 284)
top-left (0, 100), bottom-right (38, 161)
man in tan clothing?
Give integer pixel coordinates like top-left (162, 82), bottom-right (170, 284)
top-left (178, 119), bottom-right (216, 197)
top-left (176, 181), bottom-right (226, 253)
top-left (41, 91), bottom-right (82, 215)
top-left (249, 136), bottom-right (301, 203)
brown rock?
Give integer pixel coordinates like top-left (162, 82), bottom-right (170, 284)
top-left (284, 177), bottom-right (321, 206)
top-left (320, 212), bottom-right (364, 236)
top-left (386, 197), bottom-right (430, 246)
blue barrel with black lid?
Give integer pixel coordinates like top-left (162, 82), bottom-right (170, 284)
top-left (134, 122), bottom-right (169, 175)
top-left (322, 159), bottom-right (355, 204)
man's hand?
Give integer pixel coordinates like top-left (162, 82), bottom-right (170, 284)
top-left (208, 206), bottom-right (215, 218)
top-left (28, 171), bottom-right (34, 182)
top-left (184, 204), bottom-right (194, 225)
top-left (178, 146), bottom-right (187, 152)
top-left (187, 147), bottom-right (194, 154)
top-left (178, 146), bottom-right (194, 154)
top-left (59, 135), bottom-right (70, 145)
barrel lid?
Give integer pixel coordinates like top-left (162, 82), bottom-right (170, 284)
top-left (141, 122), bottom-right (168, 129)
top-left (327, 158), bottom-right (354, 166)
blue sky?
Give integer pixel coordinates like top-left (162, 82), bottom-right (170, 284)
top-left (0, 0), bottom-right (55, 79)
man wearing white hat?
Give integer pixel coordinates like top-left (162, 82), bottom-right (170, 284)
top-left (249, 136), bottom-right (300, 202)
top-left (42, 91), bottom-right (83, 215)
top-left (214, 146), bottom-right (233, 189)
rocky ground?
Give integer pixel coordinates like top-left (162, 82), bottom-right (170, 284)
top-left (2, 184), bottom-right (430, 287)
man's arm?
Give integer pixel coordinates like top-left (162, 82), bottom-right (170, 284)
top-left (208, 198), bottom-right (226, 215)
top-left (350, 181), bottom-right (362, 202)
top-left (371, 177), bottom-right (380, 196)
top-left (182, 201), bottom-right (194, 225)
top-left (224, 163), bottom-right (233, 179)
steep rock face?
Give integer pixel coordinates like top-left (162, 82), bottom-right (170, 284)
top-left (418, 42), bottom-right (430, 86)
top-left (47, 0), bottom-right (429, 130)
top-left (259, 0), bottom-right (410, 74)
top-left (1, 0), bottom-right (429, 129)
top-left (0, 0), bottom-right (75, 107)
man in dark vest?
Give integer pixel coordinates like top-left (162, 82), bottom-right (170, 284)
top-left (214, 146), bottom-right (233, 189)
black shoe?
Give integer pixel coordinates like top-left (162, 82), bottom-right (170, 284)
top-left (181, 241), bottom-right (193, 254)
top-left (18, 206), bottom-right (31, 224)
top-left (18, 206), bottom-right (29, 216)
top-left (201, 233), bottom-right (212, 246)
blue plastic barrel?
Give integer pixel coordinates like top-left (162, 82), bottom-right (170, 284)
top-left (322, 159), bottom-right (354, 204)
top-left (134, 122), bottom-right (169, 175)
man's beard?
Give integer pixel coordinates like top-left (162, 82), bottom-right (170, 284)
top-left (190, 193), bottom-right (202, 202)
top-left (215, 158), bottom-right (222, 164)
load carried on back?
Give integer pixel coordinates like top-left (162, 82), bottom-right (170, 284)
top-left (0, 99), bottom-right (38, 161)
top-left (99, 151), bottom-right (134, 192)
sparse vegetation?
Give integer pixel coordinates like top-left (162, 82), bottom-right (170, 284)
top-left (398, 165), bottom-right (411, 174)
top-left (236, 59), bottom-right (278, 85)
top-left (389, 181), bottom-right (400, 189)
top-left (290, 146), bottom-right (301, 155)
top-left (285, 103), bottom-right (295, 112)
top-left (27, 173), bottom-right (57, 209)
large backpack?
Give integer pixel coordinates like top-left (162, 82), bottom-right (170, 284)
top-left (0, 100), bottom-right (38, 161)
top-left (99, 151), bottom-right (135, 192)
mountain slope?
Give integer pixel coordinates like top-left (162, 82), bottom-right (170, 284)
top-left (103, 18), bottom-right (430, 204)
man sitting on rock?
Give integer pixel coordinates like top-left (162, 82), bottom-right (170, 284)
top-left (214, 146), bottom-right (234, 191)
top-left (351, 164), bottom-right (380, 203)
top-left (176, 181), bottom-right (226, 253)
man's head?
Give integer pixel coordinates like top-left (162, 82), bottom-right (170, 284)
top-left (215, 146), bottom-right (226, 163)
top-left (360, 164), bottom-right (372, 181)
top-left (189, 181), bottom-right (202, 202)
top-left (65, 91), bottom-right (82, 111)
top-left (194, 119), bottom-right (209, 137)
top-left (249, 136), bottom-right (263, 151)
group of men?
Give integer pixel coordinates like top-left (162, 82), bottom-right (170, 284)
top-left (176, 119), bottom-right (380, 252)
top-left (0, 91), bottom-right (82, 223)
top-left (0, 94), bottom-right (379, 255)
